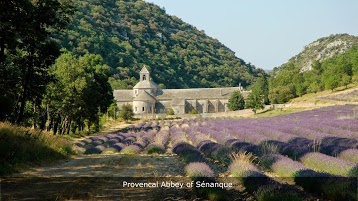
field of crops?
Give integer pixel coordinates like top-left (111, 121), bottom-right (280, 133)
top-left (320, 89), bottom-right (358, 102)
top-left (73, 104), bottom-right (358, 200)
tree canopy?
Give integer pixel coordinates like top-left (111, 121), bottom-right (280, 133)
top-left (0, 0), bottom-right (74, 124)
top-left (246, 78), bottom-right (266, 114)
top-left (44, 52), bottom-right (113, 134)
top-left (227, 91), bottom-right (245, 111)
top-left (269, 45), bottom-right (358, 103)
top-left (119, 104), bottom-right (134, 122)
top-left (53, 0), bottom-right (265, 90)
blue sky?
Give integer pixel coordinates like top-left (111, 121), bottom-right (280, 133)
top-left (145, 0), bottom-right (358, 70)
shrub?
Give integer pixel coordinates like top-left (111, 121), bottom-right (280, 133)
top-left (300, 152), bottom-right (357, 176)
top-left (102, 147), bottom-right (119, 154)
top-left (339, 149), bottom-right (358, 163)
top-left (166, 108), bottom-right (175, 115)
top-left (185, 162), bottom-right (214, 177)
top-left (185, 162), bottom-right (225, 200)
top-left (254, 185), bottom-right (303, 201)
top-left (84, 145), bottom-right (106, 154)
top-left (120, 145), bottom-right (141, 154)
top-left (189, 109), bottom-right (198, 114)
top-left (146, 144), bottom-right (165, 154)
top-left (172, 142), bottom-right (206, 163)
top-left (228, 90), bottom-right (245, 111)
top-left (111, 142), bottom-right (126, 151)
top-left (119, 104), bottom-right (134, 122)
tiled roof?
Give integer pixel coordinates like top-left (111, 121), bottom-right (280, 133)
top-left (114, 87), bottom-right (250, 102)
top-left (140, 66), bottom-right (150, 73)
top-left (134, 90), bottom-right (156, 102)
top-left (157, 87), bottom-right (249, 100)
top-left (133, 80), bottom-right (158, 89)
top-left (113, 90), bottom-right (132, 101)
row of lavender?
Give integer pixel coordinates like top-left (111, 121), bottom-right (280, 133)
top-left (72, 120), bottom-right (172, 155)
top-left (180, 105), bottom-right (358, 176)
top-left (168, 123), bottom-right (315, 200)
top-left (71, 105), bottom-right (357, 199)
top-left (169, 105), bottom-right (358, 200)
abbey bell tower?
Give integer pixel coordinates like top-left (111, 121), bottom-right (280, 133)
top-left (140, 65), bottom-right (150, 81)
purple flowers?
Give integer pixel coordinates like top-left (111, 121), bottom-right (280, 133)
top-left (300, 152), bottom-right (357, 176)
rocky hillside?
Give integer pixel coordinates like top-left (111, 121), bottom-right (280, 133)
top-left (52, 0), bottom-right (264, 89)
top-left (269, 34), bottom-right (358, 104)
top-left (277, 34), bottom-right (358, 73)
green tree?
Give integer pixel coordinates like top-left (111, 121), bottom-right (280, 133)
top-left (307, 81), bottom-right (321, 94)
top-left (252, 76), bottom-right (269, 104)
top-left (44, 52), bottom-right (112, 134)
top-left (324, 75), bottom-right (339, 91)
top-left (341, 74), bottom-right (351, 89)
top-left (227, 91), bottom-right (245, 111)
top-left (119, 104), bottom-right (134, 122)
top-left (311, 60), bottom-right (323, 75)
top-left (268, 63), bottom-right (298, 103)
top-left (108, 102), bottom-right (119, 120)
top-left (0, 0), bottom-right (73, 124)
top-left (246, 74), bottom-right (269, 113)
top-left (245, 92), bottom-right (264, 114)
top-left (52, 0), bottom-right (265, 90)
top-left (269, 85), bottom-right (295, 104)
top-left (322, 66), bottom-right (340, 91)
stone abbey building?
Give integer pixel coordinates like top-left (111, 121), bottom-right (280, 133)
top-left (113, 66), bottom-right (250, 116)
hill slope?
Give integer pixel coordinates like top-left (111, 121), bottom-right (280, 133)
top-left (53, 0), bottom-right (264, 89)
top-left (269, 34), bottom-right (358, 104)
top-left (274, 34), bottom-right (358, 74)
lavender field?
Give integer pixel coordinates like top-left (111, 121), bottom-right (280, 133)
top-left (73, 104), bottom-right (358, 200)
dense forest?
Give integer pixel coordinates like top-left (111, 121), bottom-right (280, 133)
top-left (1, 0), bottom-right (265, 133)
top-left (269, 34), bottom-right (358, 103)
top-left (0, 0), bottom-right (113, 133)
top-left (1, 0), bottom-right (357, 133)
top-left (53, 0), bottom-right (265, 89)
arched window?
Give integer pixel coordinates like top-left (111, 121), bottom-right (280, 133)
top-left (142, 107), bottom-right (145, 112)
top-left (142, 75), bottom-right (146, 80)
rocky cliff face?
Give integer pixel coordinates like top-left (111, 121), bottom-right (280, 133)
top-left (285, 34), bottom-right (358, 72)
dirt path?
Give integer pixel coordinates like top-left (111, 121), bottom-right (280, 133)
top-left (3, 154), bottom-right (193, 201)
top-left (1, 123), bottom-right (254, 200)
top-left (16, 154), bottom-right (186, 177)
top-left (3, 154), bottom-right (249, 201)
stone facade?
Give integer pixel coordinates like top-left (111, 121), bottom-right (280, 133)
top-left (113, 66), bottom-right (250, 116)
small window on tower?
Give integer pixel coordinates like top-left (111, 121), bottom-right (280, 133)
top-left (135, 107), bottom-right (137, 112)
top-left (142, 107), bottom-right (145, 112)
top-left (143, 75), bottom-right (146, 80)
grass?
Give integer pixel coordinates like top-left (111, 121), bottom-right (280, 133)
top-left (0, 122), bottom-right (74, 175)
top-left (254, 108), bottom-right (306, 118)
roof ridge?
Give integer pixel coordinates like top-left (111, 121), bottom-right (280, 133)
top-left (140, 65), bottom-right (149, 73)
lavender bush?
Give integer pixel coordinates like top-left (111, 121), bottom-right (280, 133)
top-left (120, 144), bottom-right (141, 154)
top-left (300, 152), bottom-right (358, 177)
top-left (185, 162), bottom-right (215, 177)
top-left (339, 149), bottom-right (358, 163)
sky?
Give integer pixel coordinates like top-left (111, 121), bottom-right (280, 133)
top-left (146, 0), bottom-right (358, 70)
